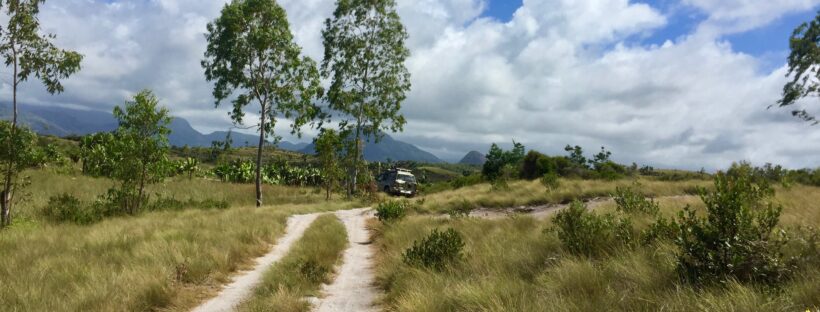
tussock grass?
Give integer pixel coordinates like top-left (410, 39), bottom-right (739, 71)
top-left (416, 178), bottom-right (709, 213)
top-left (238, 214), bottom-right (347, 312)
top-left (0, 203), bottom-right (353, 311)
top-left (373, 183), bottom-right (820, 311)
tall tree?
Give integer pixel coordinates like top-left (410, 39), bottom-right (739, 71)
top-left (203, 0), bottom-right (322, 207)
top-left (0, 0), bottom-right (82, 227)
top-left (778, 11), bottom-right (820, 125)
top-left (322, 0), bottom-right (411, 196)
top-left (110, 90), bottom-right (172, 214)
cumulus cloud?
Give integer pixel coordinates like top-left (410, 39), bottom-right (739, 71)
top-left (1, 0), bottom-right (818, 170)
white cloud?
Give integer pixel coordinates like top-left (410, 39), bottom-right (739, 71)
top-left (684, 0), bottom-right (820, 34)
top-left (1, 0), bottom-right (818, 169)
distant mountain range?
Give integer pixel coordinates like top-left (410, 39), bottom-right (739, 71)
top-left (300, 133), bottom-right (444, 163)
top-left (1, 103), bottom-right (444, 163)
top-left (459, 151), bottom-right (486, 165)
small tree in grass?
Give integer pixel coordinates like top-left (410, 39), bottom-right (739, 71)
top-left (0, 122), bottom-right (39, 227)
top-left (314, 129), bottom-right (344, 200)
top-left (0, 0), bottom-right (83, 227)
top-left (108, 90), bottom-right (172, 214)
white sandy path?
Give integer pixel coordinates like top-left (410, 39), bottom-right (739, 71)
top-left (192, 212), bottom-right (321, 312)
top-left (312, 208), bottom-right (379, 312)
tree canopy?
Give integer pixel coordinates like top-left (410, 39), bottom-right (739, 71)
top-left (778, 11), bottom-right (820, 125)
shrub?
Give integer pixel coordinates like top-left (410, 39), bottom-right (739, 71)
top-left (675, 164), bottom-right (790, 286)
top-left (42, 194), bottom-right (107, 225)
top-left (541, 172), bottom-right (560, 191)
top-left (376, 200), bottom-right (407, 223)
top-left (640, 216), bottom-right (678, 245)
top-left (551, 200), bottom-right (633, 257)
top-left (403, 228), bottom-right (465, 271)
top-left (613, 184), bottom-right (659, 215)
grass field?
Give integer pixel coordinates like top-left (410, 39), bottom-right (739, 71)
top-left (414, 177), bottom-right (710, 213)
top-left (0, 168), bottom-right (359, 312)
top-left (371, 183), bottom-right (820, 312)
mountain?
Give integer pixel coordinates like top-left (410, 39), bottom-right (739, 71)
top-left (300, 133), bottom-right (444, 163)
top-left (1, 104), bottom-right (444, 163)
top-left (459, 151), bottom-right (486, 165)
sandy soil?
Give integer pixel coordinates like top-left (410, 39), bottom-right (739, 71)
top-left (312, 208), bottom-right (379, 312)
top-left (466, 195), bottom-right (696, 220)
top-left (191, 212), bottom-right (321, 312)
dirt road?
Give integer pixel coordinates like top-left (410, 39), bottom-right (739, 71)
top-left (191, 212), bottom-right (321, 312)
top-left (312, 208), bottom-right (379, 312)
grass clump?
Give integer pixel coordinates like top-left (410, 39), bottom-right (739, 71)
top-left (238, 214), bottom-right (347, 312)
top-left (551, 200), bottom-right (633, 258)
top-left (376, 200), bottom-right (408, 223)
top-left (402, 228), bottom-right (465, 271)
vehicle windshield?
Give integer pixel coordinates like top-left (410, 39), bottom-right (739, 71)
top-left (397, 173), bottom-right (416, 183)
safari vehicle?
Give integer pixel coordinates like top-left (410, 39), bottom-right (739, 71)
top-left (376, 168), bottom-right (418, 197)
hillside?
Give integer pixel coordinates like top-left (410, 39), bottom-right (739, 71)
top-left (300, 133), bottom-right (444, 163)
top-left (1, 104), bottom-right (443, 163)
top-left (459, 151), bottom-right (486, 165)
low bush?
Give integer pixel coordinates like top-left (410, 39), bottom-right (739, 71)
top-left (403, 228), bottom-right (465, 271)
top-left (541, 172), bottom-right (560, 191)
top-left (42, 193), bottom-right (105, 225)
top-left (675, 164), bottom-right (790, 286)
top-left (551, 200), bottom-right (633, 257)
top-left (376, 200), bottom-right (408, 223)
top-left (613, 184), bottom-right (659, 215)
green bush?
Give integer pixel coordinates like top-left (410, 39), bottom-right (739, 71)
top-left (403, 228), bottom-right (465, 271)
top-left (613, 184), bottom-right (659, 215)
top-left (551, 200), bottom-right (633, 257)
top-left (42, 194), bottom-right (107, 225)
top-left (675, 164), bottom-right (790, 286)
top-left (376, 200), bottom-right (407, 223)
top-left (541, 172), bottom-right (560, 191)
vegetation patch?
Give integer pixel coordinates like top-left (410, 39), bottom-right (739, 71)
top-left (402, 228), bottom-right (465, 271)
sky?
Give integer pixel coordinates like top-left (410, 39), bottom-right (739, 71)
top-left (3, 0), bottom-right (820, 169)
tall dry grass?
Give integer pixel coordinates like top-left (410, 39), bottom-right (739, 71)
top-left (372, 182), bottom-right (820, 311)
top-left (0, 201), bottom-right (354, 311)
top-left (416, 177), bottom-right (709, 213)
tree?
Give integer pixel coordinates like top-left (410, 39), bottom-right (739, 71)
top-left (482, 141), bottom-right (525, 182)
top-left (564, 145), bottom-right (588, 168)
top-left (109, 90), bottom-right (172, 214)
top-left (314, 129), bottom-right (344, 200)
top-left (203, 0), bottom-right (322, 207)
top-left (0, 122), bottom-right (39, 227)
top-left (0, 0), bottom-right (82, 227)
top-left (777, 11), bottom-right (820, 125)
top-left (322, 0), bottom-right (411, 196)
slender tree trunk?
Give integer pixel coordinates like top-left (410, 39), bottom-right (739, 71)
top-left (137, 164), bottom-right (146, 214)
top-left (2, 52), bottom-right (19, 228)
top-left (350, 125), bottom-right (361, 197)
top-left (254, 106), bottom-right (267, 208)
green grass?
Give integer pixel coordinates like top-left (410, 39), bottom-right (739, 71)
top-left (238, 213), bottom-right (348, 312)
top-left (372, 183), bottom-right (820, 312)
